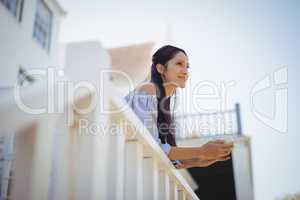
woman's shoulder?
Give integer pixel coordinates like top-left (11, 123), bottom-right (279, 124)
top-left (135, 82), bottom-right (157, 96)
top-left (124, 82), bottom-right (158, 113)
top-left (124, 82), bottom-right (158, 102)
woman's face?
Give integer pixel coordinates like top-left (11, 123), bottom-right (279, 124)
top-left (160, 51), bottom-right (189, 88)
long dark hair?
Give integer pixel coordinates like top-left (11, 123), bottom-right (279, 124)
top-left (150, 45), bottom-right (187, 146)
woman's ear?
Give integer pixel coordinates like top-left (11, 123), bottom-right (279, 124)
top-left (156, 63), bottom-right (165, 75)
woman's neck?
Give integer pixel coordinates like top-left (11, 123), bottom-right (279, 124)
top-left (163, 84), bottom-right (176, 97)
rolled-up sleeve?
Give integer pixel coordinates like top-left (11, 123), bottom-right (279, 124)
top-left (124, 90), bottom-right (172, 155)
top-left (160, 142), bottom-right (172, 155)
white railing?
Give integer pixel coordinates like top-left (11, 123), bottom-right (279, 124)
top-left (0, 81), bottom-right (199, 200)
top-left (175, 103), bottom-right (242, 139)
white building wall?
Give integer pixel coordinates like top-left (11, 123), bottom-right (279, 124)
top-left (65, 41), bottom-right (111, 85)
top-left (0, 0), bottom-right (64, 87)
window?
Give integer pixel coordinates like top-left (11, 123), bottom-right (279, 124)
top-left (0, 0), bottom-right (24, 21)
top-left (33, 0), bottom-right (53, 51)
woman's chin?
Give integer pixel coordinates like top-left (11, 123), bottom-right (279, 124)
top-left (178, 83), bottom-right (186, 88)
top-left (172, 81), bottom-right (186, 88)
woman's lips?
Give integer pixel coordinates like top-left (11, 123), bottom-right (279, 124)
top-left (177, 76), bottom-right (187, 81)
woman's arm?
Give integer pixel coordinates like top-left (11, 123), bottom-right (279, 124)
top-left (168, 146), bottom-right (203, 160)
top-left (175, 158), bottom-right (217, 169)
top-left (175, 156), bottom-right (231, 169)
top-left (168, 140), bottom-right (234, 161)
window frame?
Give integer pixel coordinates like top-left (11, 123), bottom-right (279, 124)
top-left (0, 0), bottom-right (24, 22)
top-left (32, 0), bottom-right (53, 52)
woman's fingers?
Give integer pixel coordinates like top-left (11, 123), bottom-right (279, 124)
top-left (219, 150), bottom-right (231, 157)
top-left (206, 160), bottom-right (218, 165)
top-left (217, 156), bottom-right (231, 162)
top-left (220, 143), bottom-right (234, 154)
top-left (221, 142), bottom-right (234, 149)
top-left (217, 144), bottom-right (233, 157)
top-left (199, 140), bottom-right (234, 160)
top-left (212, 140), bottom-right (234, 150)
top-left (198, 159), bottom-right (218, 167)
top-left (211, 139), bottom-right (225, 144)
top-left (197, 155), bottom-right (231, 167)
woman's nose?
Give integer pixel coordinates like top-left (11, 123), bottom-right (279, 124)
top-left (181, 68), bottom-right (189, 76)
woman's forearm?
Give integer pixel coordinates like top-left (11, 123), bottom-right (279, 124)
top-left (168, 146), bottom-right (202, 160)
top-left (168, 140), bottom-right (234, 161)
top-left (175, 159), bottom-right (200, 169)
top-left (176, 158), bottom-right (219, 169)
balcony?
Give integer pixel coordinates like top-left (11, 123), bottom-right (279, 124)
top-left (0, 80), bottom-right (200, 200)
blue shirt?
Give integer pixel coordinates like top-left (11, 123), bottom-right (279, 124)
top-left (124, 89), bottom-right (172, 155)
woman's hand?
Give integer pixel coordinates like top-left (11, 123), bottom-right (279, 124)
top-left (199, 139), bottom-right (234, 160)
top-left (195, 159), bottom-right (218, 167)
top-left (195, 155), bottom-right (231, 167)
top-left (174, 155), bottom-right (231, 169)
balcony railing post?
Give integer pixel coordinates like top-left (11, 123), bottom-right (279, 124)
top-left (11, 123), bottom-right (37, 200)
top-left (29, 117), bottom-right (57, 200)
top-left (165, 171), bottom-right (171, 200)
top-left (48, 115), bottom-right (72, 200)
top-left (91, 106), bottom-right (111, 200)
top-left (125, 140), bottom-right (143, 200)
top-left (152, 157), bottom-right (160, 200)
top-left (170, 179), bottom-right (179, 200)
top-left (116, 133), bottom-right (126, 200)
top-left (142, 150), bottom-right (160, 200)
top-left (178, 189), bottom-right (187, 200)
top-left (105, 127), bottom-right (126, 199)
top-left (235, 103), bottom-right (243, 136)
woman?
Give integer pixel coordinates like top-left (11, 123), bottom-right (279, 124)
top-left (124, 45), bottom-right (233, 169)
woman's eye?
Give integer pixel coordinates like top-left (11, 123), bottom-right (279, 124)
top-left (176, 62), bottom-right (189, 69)
top-left (178, 62), bottom-right (185, 67)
